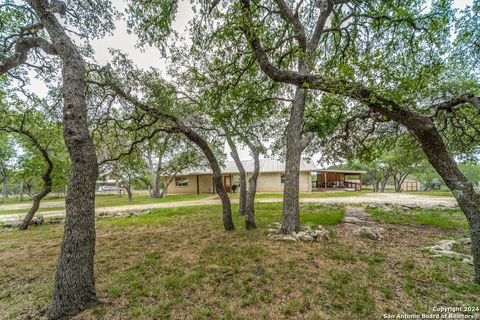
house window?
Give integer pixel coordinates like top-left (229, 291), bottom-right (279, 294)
top-left (175, 176), bottom-right (188, 187)
top-left (280, 174), bottom-right (285, 184)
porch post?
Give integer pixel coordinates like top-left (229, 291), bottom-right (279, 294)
top-left (324, 172), bottom-right (327, 192)
top-left (196, 175), bottom-right (200, 195)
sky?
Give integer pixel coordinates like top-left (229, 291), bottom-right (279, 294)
top-left (29, 0), bottom-right (474, 166)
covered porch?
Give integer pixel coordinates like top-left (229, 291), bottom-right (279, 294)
top-left (312, 170), bottom-right (364, 191)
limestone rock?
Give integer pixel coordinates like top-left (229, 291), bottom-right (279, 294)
top-left (301, 224), bottom-right (313, 231)
top-left (31, 215), bottom-right (44, 226)
top-left (457, 238), bottom-right (471, 245)
top-left (313, 226), bottom-right (330, 240)
top-left (423, 239), bottom-right (473, 262)
top-left (279, 236), bottom-right (297, 242)
top-left (343, 216), bottom-right (364, 224)
top-left (267, 223), bottom-right (329, 242)
top-left (46, 216), bottom-right (63, 224)
top-left (437, 240), bottom-right (456, 251)
top-left (297, 233), bottom-right (314, 241)
top-left (2, 221), bottom-right (21, 228)
top-left (355, 226), bottom-right (384, 241)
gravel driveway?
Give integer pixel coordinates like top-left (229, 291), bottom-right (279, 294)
top-left (0, 193), bottom-right (458, 223)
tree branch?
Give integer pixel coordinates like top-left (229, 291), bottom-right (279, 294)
top-left (0, 37), bottom-right (57, 75)
top-left (431, 94), bottom-right (480, 117)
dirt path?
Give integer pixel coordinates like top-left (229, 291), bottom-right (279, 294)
top-left (0, 193), bottom-right (457, 222)
top-left (342, 206), bottom-right (375, 225)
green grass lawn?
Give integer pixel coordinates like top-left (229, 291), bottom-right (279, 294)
top-left (0, 191), bottom-right (368, 216)
top-left (0, 194), bottom-right (210, 215)
top-left (0, 194), bottom-right (66, 205)
top-left (367, 207), bottom-right (468, 229)
top-left (1, 202), bottom-right (478, 319)
top-left (0, 193), bottom-right (210, 206)
top-left (94, 193), bottom-right (209, 207)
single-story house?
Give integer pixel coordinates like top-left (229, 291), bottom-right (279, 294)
top-left (164, 159), bottom-right (366, 195)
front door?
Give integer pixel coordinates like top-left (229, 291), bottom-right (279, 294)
top-left (224, 175), bottom-right (232, 192)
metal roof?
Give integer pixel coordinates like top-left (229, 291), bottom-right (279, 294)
top-left (315, 169), bottom-right (367, 175)
top-left (178, 159), bottom-right (364, 175)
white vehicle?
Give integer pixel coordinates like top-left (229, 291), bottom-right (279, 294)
top-left (98, 185), bottom-right (121, 192)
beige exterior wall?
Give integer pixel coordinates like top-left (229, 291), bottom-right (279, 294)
top-left (165, 171), bottom-right (312, 194)
top-left (245, 172), bottom-right (311, 192)
top-left (299, 172), bottom-right (312, 192)
top-left (164, 175), bottom-right (199, 195)
top-left (198, 175), bottom-right (214, 193)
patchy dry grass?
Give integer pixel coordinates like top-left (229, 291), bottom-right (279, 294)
top-left (0, 203), bottom-right (478, 320)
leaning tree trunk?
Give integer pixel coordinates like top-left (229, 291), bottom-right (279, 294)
top-left (159, 175), bottom-right (176, 198)
top-left (226, 135), bottom-right (247, 215)
top-left (20, 181), bottom-right (52, 230)
top-left (380, 176), bottom-right (389, 193)
top-left (281, 88), bottom-right (307, 234)
top-left (17, 130), bottom-right (54, 230)
top-left (177, 123), bottom-right (234, 230)
top-left (244, 143), bottom-right (259, 229)
top-left (124, 185), bottom-right (133, 202)
top-left (30, 1), bottom-right (100, 318)
top-left (102, 77), bottom-right (234, 230)
top-left (390, 110), bottom-right (480, 283)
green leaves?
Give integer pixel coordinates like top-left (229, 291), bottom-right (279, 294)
top-left (126, 0), bottom-right (178, 54)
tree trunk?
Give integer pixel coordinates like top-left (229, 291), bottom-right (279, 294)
top-left (244, 143), bottom-right (259, 229)
top-left (394, 173), bottom-right (409, 192)
top-left (239, 0), bottom-right (480, 280)
top-left (393, 175), bottom-right (399, 192)
top-left (18, 130), bottom-right (54, 230)
top-left (152, 135), bottom-right (169, 198)
top-left (152, 171), bottom-right (162, 198)
top-left (176, 123), bottom-right (234, 230)
top-left (159, 175), bottom-right (176, 198)
top-left (380, 176), bottom-right (389, 193)
top-left (388, 110), bottom-right (480, 283)
top-left (30, 1), bottom-right (100, 318)
top-left (102, 79), bottom-right (234, 230)
top-left (146, 151), bottom-right (156, 198)
top-left (125, 185), bottom-right (133, 202)
top-left (19, 181), bottom-right (24, 201)
top-left (226, 135), bottom-right (246, 215)
top-left (1, 175), bottom-right (6, 202)
top-left (281, 88), bottom-right (307, 234)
